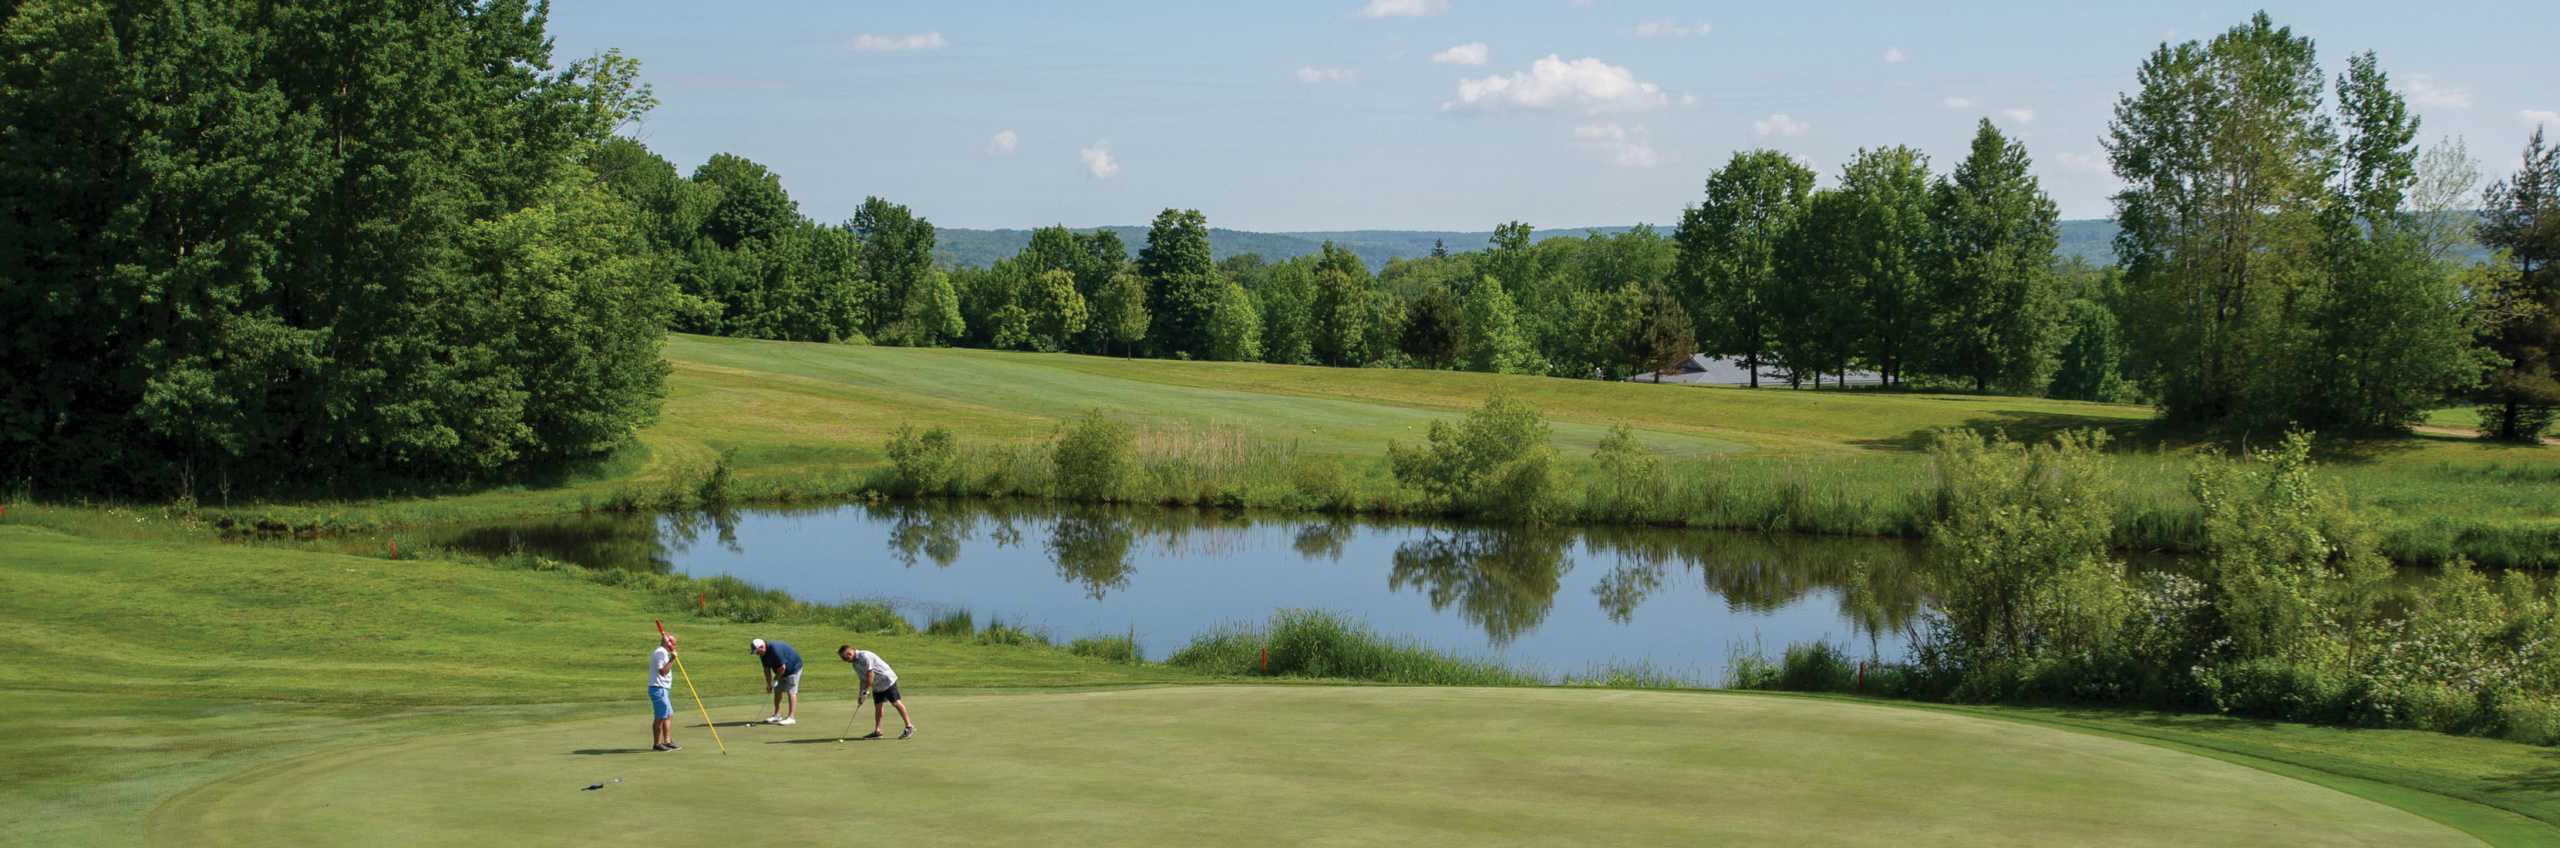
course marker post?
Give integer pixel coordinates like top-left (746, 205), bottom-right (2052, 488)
top-left (655, 618), bottom-right (727, 754)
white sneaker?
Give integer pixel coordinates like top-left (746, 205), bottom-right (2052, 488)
top-left (763, 715), bottom-right (782, 724)
top-left (775, 717), bottom-right (797, 726)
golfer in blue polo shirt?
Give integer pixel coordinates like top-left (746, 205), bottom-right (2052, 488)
top-left (750, 638), bottom-right (803, 725)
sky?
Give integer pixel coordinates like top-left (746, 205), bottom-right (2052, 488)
top-left (548, 1), bottom-right (2560, 232)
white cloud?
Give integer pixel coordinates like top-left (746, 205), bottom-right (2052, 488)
top-left (2055, 151), bottom-right (2108, 174)
top-left (1942, 96), bottom-right (1974, 109)
top-left (851, 32), bottom-right (947, 52)
top-left (1753, 113), bottom-right (1809, 137)
top-left (1297, 66), bottom-right (1358, 83)
top-left (1359, 0), bottom-right (1447, 18)
top-left (1882, 47), bottom-right (1907, 63)
top-left (1633, 19), bottom-right (1709, 39)
top-left (2402, 74), bottom-right (2473, 109)
top-left (1680, 93), bottom-right (1699, 107)
top-left (1431, 42), bottom-right (1490, 65)
top-left (1080, 143), bottom-right (1118, 179)
top-left (2527, 110), bottom-right (2560, 127)
top-left (986, 129), bottom-right (1018, 156)
top-left (1445, 55), bottom-right (1668, 112)
top-left (1572, 123), bottom-right (1661, 168)
top-left (2000, 107), bottom-right (2036, 125)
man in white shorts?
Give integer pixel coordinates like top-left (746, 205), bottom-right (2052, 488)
top-left (837, 645), bottom-right (915, 739)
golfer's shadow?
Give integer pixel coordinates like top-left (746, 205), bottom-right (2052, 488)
top-left (686, 721), bottom-right (765, 729)
top-left (767, 737), bottom-right (879, 745)
top-left (570, 747), bottom-right (658, 755)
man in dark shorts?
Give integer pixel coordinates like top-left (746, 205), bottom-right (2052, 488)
top-left (751, 637), bottom-right (803, 725)
top-left (838, 645), bottom-right (915, 739)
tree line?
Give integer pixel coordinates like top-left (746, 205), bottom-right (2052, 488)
top-left (2, 0), bottom-right (673, 496)
top-left (7, 8), bottom-right (2555, 499)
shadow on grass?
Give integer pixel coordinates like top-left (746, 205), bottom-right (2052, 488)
top-left (1852, 410), bottom-right (2182, 453)
top-left (686, 721), bottom-right (768, 729)
top-left (2491, 751), bottom-right (2560, 794)
top-left (569, 747), bottom-right (659, 755)
top-left (765, 737), bottom-right (878, 745)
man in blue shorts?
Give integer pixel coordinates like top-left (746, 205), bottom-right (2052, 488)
top-left (750, 637), bottom-right (803, 725)
top-left (838, 645), bottom-right (916, 739)
top-left (649, 631), bottom-right (681, 751)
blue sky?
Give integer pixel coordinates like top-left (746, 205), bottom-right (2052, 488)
top-left (549, 1), bottom-right (2559, 231)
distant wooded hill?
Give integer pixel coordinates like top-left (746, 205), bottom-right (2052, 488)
top-left (936, 220), bottom-right (2128, 270)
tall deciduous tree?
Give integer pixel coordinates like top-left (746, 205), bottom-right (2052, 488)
top-left (1137, 208), bottom-right (1218, 358)
top-left (854, 196), bottom-right (937, 341)
top-left (1460, 277), bottom-right (1536, 374)
top-left (1309, 243), bottom-right (1374, 366)
top-left (1930, 121), bottom-right (2065, 393)
top-left (1675, 150), bottom-right (1816, 388)
top-left (1838, 146), bottom-right (1937, 387)
top-left (2107, 14), bottom-right (2335, 424)
top-left (692, 153), bottom-right (797, 250)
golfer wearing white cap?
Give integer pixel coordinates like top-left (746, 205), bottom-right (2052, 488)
top-left (750, 638), bottom-right (803, 725)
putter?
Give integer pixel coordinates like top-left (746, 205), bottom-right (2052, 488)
top-left (839, 692), bottom-right (863, 742)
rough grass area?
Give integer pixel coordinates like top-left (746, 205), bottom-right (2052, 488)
top-left (1167, 609), bottom-right (1532, 685)
top-left (96, 334), bottom-right (2552, 566)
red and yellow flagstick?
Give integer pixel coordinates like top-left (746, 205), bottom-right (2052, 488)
top-left (655, 619), bottom-right (726, 754)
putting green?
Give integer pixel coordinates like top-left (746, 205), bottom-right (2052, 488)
top-left (149, 687), bottom-right (2470, 846)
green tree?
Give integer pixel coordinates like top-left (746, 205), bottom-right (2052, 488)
top-left (1026, 269), bottom-right (1091, 352)
top-left (1309, 243), bottom-right (1374, 366)
top-left (2476, 128), bottom-right (2560, 441)
top-left (1254, 260), bottom-right (1316, 365)
top-left (692, 153), bottom-right (797, 249)
top-left (1769, 189), bottom-right (1864, 387)
top-left (1137, 208), bottom-right (1218, 357)
top-left (1460, 277), bottom-right (1536, 374)
top-left (1930, 120), bottom-right (2065, 393)
top-left (1204, 279), bottom-right (1263, 362)
top-left (1401, 284), bottom-right (1464, 369)
top-left (2107, 14), bottom-right (2335, 424)
top-left (854, 196), bottom-right (937, 340)
top-left (2048, 299), bottom-right (2131, 402)
top-left (1838, 146), bottom-right (1938, 387)
top-left (1675, 150), bottom-right (1816, 388)
top-left (1093, 269), bottom-right (1151, 357)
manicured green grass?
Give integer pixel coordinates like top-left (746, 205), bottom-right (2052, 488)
top-left (135, 334), bottom-right (2554, 566)
top-left (8, 523), bottom-right (2558, 846)
top-left (149, 687), bottom-right (2475, 847)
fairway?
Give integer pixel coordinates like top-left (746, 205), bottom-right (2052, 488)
top-left (150, 687), bottom-right (2467, 847)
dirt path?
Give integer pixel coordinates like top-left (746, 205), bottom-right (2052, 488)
top-left (2414, 425), bottom-right (2558, 445)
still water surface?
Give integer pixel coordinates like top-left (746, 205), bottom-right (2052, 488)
top-left (444, 502), bottom-right (1931, 680)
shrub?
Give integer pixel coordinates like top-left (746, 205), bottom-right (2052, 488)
top-left (1724, 645), bottom-right (1781, 690)
top-left (1924, 429), bottom-right (2129, 666)
top-left (976, 617), bottom-right (1048, 647)
top-left (1289, 456), bottom-right (1356, 512)
top-left (1583, 423), bottom-right (1667, 523)
top-left (1777, 641), bottom-right (1859, 693)
top-left (1052, 410), bottom-right (1134, 502)
top-left (923, 609), bottom-right (975, 638)
top-left (1387, 393), bottom-right (1556, 522)
top-left (1069, 633), bottom-right (1143, 664)
top-left (1166, 609), bottom-right (1529, 685)
top-left (884, 425), bottom-right (961, 495)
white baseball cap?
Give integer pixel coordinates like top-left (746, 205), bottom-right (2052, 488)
top-left (749, 638), bottom-right (767, 652)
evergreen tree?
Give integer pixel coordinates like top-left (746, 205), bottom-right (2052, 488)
top-left (2476, 128), bottom-right (2560, 440)
top-left (1930, 120), bottom-right (2065, 393)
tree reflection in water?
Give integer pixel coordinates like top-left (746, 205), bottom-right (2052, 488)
top-left (1388, 529), bottom-right (1575, 646)
top-left (1047, 509), bottom-right (1138, 600)
top-left (1580, 528), bottom-right (1927, 651)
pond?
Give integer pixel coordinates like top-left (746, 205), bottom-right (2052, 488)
top-left (439, 501), bottom-right (1933, 681)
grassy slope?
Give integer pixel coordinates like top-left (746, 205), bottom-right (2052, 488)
top-left (6, 523), bottom-right (2557, 845)
top-left (205, 335), bottom-right (2559, 560)
top-left (152, 687), bottom-right (2466, 847)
